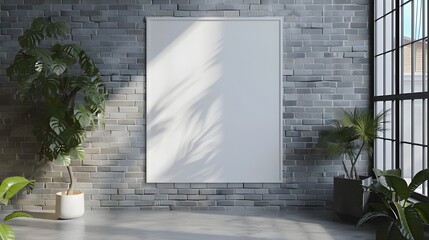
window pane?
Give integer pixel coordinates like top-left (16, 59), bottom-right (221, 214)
top-left (375, 138), bottom-right (385, 169)
top-left (385, 52), bottom-right (393, 95)
top-left (422, 148), bottom-right (428, 195)
top-left (411, 145), bottom-right (424, 194)
top-left (376, 55), bottom-right (384, 95)
top-left (402, 143), bottom-right (412, 180)
top-left (385, 0), bottom-right (392, 14)
top-left (385, 101), bottom-right (393, 139)
top-left (421, 99), bottom-right (428, 145)
top-left (376, 0), bottom-right (384, 19)
top-left (385, 140), bottom-right (394, 170)
top-left (413, 145), bottom-right (424, 177)
top-left (385, 13), bottom-right (394, 52)
top-left (413, 99), bottom-right (423, 144)
top-left (376, 19), bottom-right (384, 55)
top-left (402, 2), bottom-right (412, 44)
top-left (376, 101), bottom-right (385, 136)
top-left (414, 0), bottom-right (424, 39)
top-left (392, 49), bottom-right (397, 94)
top-left (375, 101), bottom-right (384, 117)
top-left (402, 45), bottom-right (412, 93)
top-left (424, 0), bottom-right (428, 37)
top-left (423, 39), bottom-right (428, 92)
top-left (402, 100), bottom-right (412, 142)
top-left (411, 40), bottom-right (425, 92)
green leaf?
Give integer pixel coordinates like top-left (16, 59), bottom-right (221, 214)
top-left (0, 177), bottom-right (35, 205)
top-left (357, 211), bottom-right (393, 227)
top-left (3, 212), bottom-right (32, 222)
top-left (36, 76), bottom-right (60, 98)
top-left (51, 61), bottom-right (67, 76)
top-left (59, 44), bottom-right (80, 65)
top-left (384, 175), bottom-right (409, 201)
top-left (27, 48), bottom-right (52, 63)
top-left (52, 22), bottom-right (70, 38)
top-left (6, 50), bottom-right (38, 77)
top-left (369, 181), bottom-right (393, 200)
top-left (18, 29), bottom-right (43, 48)
top-left (58, 121), bottom-right (85, 147)
top-left (79, 51), bottom-right (99, 76)
top-left (373, 168), bottom-right (401, 178)
top-left (49, 116), bottom-right (65, 135)
top-left (414, 202), bottom-right (429, 224)
top-left (385, 169), bottom-right (401, 177)
top-left (74, 103), bottom-right (92, 128)
top-left (408, 169), bottom-right (429, 194)
top-left (342, 108), bottom-right (373, 145)
top-left (0, 223), bottom-right (14, 240)
top-left (31, 17), bottom-right (49, 32)
top-left (404, 207), bottom-right (424, 240)
top-left (54, 154), bottom-right (71, 166)
top-left (393, 202), bottom-right (415, 240)
top-left (69, 144), bottom-right (85, 160)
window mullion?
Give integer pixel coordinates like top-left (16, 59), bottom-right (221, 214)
top-left (395, 0), bottom-right (401, 169)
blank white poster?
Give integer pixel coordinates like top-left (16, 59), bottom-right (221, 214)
top-left (146, 17), bottom-right (282, 183)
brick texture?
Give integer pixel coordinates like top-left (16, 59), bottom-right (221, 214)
top-left (0, 0), bottom-right (370, 211)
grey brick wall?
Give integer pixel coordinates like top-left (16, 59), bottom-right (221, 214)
top-left (0, 0), bottom-right (370, 211)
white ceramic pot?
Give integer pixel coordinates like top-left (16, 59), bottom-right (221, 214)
top-left (55, 191), bottom-right (84, 219)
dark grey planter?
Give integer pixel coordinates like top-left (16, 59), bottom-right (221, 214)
top-left (334, 175), bottom-right (372, 221)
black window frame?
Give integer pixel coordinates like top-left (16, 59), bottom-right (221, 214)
top-left (372, 0), bottom-right (429, 201)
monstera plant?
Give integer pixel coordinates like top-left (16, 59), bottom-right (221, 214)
top-left (6, 17), bottom-right (107, 218)
top-left (0, 176), bottom-right (35, 240)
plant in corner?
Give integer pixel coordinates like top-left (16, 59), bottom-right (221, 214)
top-left (6, 17), bottom-right (108, 219)
top-left (318, 108), bottom-right (385, 220)
top-left (358, 168), bottom-right (429, 240)
top-left (0, 176), bottom-right (35, 240)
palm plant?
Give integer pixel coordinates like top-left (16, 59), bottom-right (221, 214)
top-left (318, 108), bottom-right (385, 179)
top-left (6, 17), bottom-right (108, 195)
top-left (0, 176), bottom-right (35, 240)
top-left (358, 168), bottom-right (429, 240)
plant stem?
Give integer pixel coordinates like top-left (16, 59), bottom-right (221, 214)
top-left (66, 165), bottom-right (75, 195)
top-left (342, 158), bottom-right (351, 179)
top-left (350, 143), bottom-right (365, 179)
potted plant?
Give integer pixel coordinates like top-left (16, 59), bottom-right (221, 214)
top-left (358, 168), bottom-right (429, 240)
top-left (318, 108), bottom-right (385, 220)
top-left (6, 17), bottom-right (108, 219)
top-left (0, 176), bottom-right (35, 240)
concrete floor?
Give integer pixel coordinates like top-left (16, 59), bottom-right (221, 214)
top-left (5, 210), bottom-right (374, 240)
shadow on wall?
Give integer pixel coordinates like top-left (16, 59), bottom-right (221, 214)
top-left (0, 81), bottom-right (61, 209)
top-left (146, 21), bottom-right (225, 182)
top-left (0, 82), bottom-right (39, 179)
